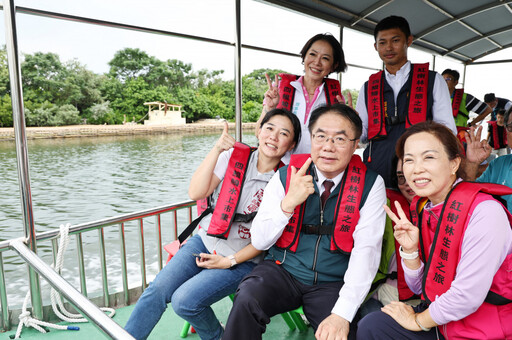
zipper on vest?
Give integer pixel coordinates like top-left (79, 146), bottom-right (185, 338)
top-left (312, 195), bottom-right (324, 284)
top-left (312, 235), bottom-right (321, 284)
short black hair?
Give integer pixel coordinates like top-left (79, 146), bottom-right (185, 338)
top-left (484, 93), bottom-right (496, 103)
top-left (441, 69), bottom-right (460, 82)
top-left (260, 108), bottom-right (301, 149)
top-left (300, 33), bottom-right (347, 73)
top-left (496, 108), bottom-right (505, 116)
top-left (308, 103), bottom-right (362, 140)
top-left (374, 16), bottom-right (411, 40)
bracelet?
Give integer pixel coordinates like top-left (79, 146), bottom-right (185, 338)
top-left (415, 314), bottom-right (431, 332)
top-left (280, 202), bottom-right (294, 216)
top-left (399, 245), bottom-right (419, 260)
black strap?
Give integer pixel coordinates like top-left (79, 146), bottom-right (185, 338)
top-left (233, 211), bottom-right (257, 223)
top-left (178, 207), bottom-right (213, 244)
top-left (177, 209), bottom-right (257, 244)
top-left (485, 290), bottom-right (512, 306)
top-left (302, 224), bottom-right (332, 235)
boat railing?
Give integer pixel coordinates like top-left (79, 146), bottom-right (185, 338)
top-left (0, 199), bottom-right (197, 337)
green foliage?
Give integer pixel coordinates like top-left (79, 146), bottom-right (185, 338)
top-left (242, 101), bottom-right (262, 123)
top-left (25, 101), bottom-right (55, 126)
top-left (108, 48), bottom-right (194, 93)
top-left (0, 47), bottom-right (9, 96)
top-left (25, 102), bottom-right (81, 126)
top-left (88, 101), bottom-right (114, 125)
top-left (0, 94), bottom-right (12, 127)
top-left (342, 89), bottom-right (358, 108)
top-left (52, 104), bottom-right (81, 126)
top-left (0, 47), bottom-right (297, 126)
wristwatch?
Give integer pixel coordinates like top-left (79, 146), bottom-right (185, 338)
top-left (228, 254), bottom-right (237, 267)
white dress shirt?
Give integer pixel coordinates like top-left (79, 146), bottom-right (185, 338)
top-left (356, 61), bottom-right (456, 142)
top-left (251, 165), bottom-right (386, 323)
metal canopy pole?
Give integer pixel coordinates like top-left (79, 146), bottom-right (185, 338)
top-left (234, 0), bottom-right (242, 142)
top-left (3, 0), bottom-right (43, 318)
top-left (338, 26), bottom-right (344, 88)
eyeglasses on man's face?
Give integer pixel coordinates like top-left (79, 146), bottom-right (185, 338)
top-left (312, 133), bottom-right (357, 148)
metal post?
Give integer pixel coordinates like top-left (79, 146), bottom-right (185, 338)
top-left (3, 0), bottom-right (42, 318)
top-left (234, 0), bottom-right (242, 142)
top-left (339, 26), bottom-right (344, 88)
top-left (462, 63), bottom-right (467, 88)
top-left (432, 54), bottom-right (436, 71)
top-left (0, 252), bottom-right (10, 331)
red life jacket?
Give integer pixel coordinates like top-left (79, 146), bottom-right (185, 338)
top-left (451, 88), bottom-right (464, 118)
top-left (385, 189), bottom-right (417, 301)
top-left (488, 121), bottom-right (508, 150)
top-left (410, 182), bottom-right (512, 339)
top-left (276, 74), bottom-right (341, 111)
top-left (275, 154), bottom-right (366, 253)
top-left (206, 142), bottom-right (254, 239)
top-left (367, 63), bottom-right (429, 140)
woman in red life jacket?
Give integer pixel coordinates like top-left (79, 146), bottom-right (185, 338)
top-left (125, 109), bottom-right (301, 340)
top-left (357, 121), bottom-right (512, 340)
top-left (256, 33), bottom-right (349, 163)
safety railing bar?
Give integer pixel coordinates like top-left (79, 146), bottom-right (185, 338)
top-left (138, 219), bottom-right (147, 290)
top-left (76, 233), bottom-right (88, 297)
top-left (156, 215), bottom-right (163, 271)
top-left (98, 228), bottom-right (109, 307)
top-left (0, 252), bottom-right (10, 331)
top-left (51, 238), bottom-right (58, 268)
top-left (119, 223), bottom-right (129, 305)
top-left (9, 239), bottom-right (135, 339)
top-left (0, 200), bottom-right (196, 252)
top-left (188, 206), bottom-right (193, 224)
top-left (173, 210), bottom-right (178, 241)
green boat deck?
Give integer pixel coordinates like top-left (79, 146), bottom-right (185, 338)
top-left (3, 296), bottom-right (315, 339)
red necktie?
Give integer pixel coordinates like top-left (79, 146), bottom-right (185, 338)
top-left (321, 180), bottom-right (334, 208)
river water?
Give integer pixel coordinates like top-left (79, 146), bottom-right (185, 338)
top-left (0, 132), bottom-right (258, 306)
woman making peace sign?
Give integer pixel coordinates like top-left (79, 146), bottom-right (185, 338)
top-left (357, 121), bottom-right (512, 340)
top-left (256, 33), bottom-right (349, 163)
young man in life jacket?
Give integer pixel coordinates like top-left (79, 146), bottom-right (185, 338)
top-left (487, 109), bottom-right (509, 157)
top-left (482, 92), bottom-right (512, 122)
top-left (441, 68), bottom-right (492, 129)
top-left (355, 15), bottom-right (456, 188)
top-left (223, 104), bottom-right (386, 340)
top-left (466, 106), bottom-right (512, 210)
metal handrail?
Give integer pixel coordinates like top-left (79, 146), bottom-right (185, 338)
top-left (0, 200), bottom-right (195, 252)
top-left (0, 199), bottom-right (197, 334)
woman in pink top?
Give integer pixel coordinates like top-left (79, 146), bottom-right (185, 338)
top-left (357, 121), bottom-right (512, 340)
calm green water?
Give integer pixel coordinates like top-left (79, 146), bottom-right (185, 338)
top-left (0, 132), bottom-right (258, 306)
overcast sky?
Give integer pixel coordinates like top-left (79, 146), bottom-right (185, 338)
top-left (2, 0), bottom-right (511, 101)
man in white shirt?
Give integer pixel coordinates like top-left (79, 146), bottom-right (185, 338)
top-left (223, 104), bottom-right (386, 340)
top-left (355, 16), bottom-right (455, 187)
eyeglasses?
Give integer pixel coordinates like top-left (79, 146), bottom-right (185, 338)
top-left (444, 77), bottom-right (453, 81)
top-left (312, 133), bottom-right (357, 148)
top-left (506, 123), bottom-right (512, 133)
top-left (396, 172), bottom-right (406, 185)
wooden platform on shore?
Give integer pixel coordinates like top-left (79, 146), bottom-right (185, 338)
top-left (0, 120), bottom-right (257, 141)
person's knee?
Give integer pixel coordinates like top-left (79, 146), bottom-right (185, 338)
top-left (357, 312), bottom-right (382, 339)
top-left (171, 288), bottom-right (196, 317)
top-left (143, 277), bottom-right (172, 303)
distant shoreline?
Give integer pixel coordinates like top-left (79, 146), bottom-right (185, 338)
top-left (0, 120), bottom-right (257, 141)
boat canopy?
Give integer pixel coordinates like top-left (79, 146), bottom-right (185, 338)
top-left (260, 0), bottom-right (512, 64)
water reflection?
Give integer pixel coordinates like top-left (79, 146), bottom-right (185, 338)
top-left (0, 132), bottom-right (258, 305)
